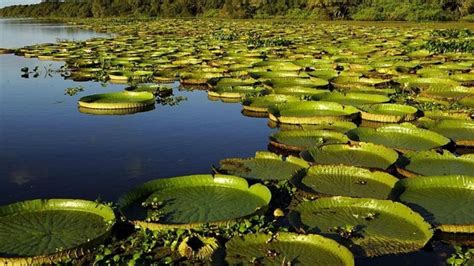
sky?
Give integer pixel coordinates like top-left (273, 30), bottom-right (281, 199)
top-left (0, 0), bottom-right (40, 8)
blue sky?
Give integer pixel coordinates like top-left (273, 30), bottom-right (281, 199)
top-left (1, 0), bottom-right (40, 8)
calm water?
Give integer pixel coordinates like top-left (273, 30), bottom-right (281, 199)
top-left (0, 19), bottom-right (455, 265)
top-left (0, 18), bottom-right (272, 205)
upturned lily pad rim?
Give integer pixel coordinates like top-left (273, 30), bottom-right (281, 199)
top-left (268, 101), bottom-right (360, 125)
top-left (78, 91), bottom-right (156, 110)
top-left (347, 123), bottom-right (451, 152)
top-left (289, 196), bottom-right (433, 257)
top-left (395, 175), bottom-right (474, 233)
top-left (427, 119), bottom-right (474, 146)
top-left (397, 150), bottom-right (474, 177)
top-left (118, 174), bottom-right (272, 229)
top-left (0, 199), bottom-right (115, 264)
top-left (270, 130), bottom-right (350, 151)
top-left (360, 103), bottom-right (419, 123)
top-left (225, 232), bottom-right (355, 266)
top-left (218, 151), bottom-right (310, 181)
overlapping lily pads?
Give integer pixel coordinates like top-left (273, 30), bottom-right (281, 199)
top-left (270, 130), bottom-right (350, 151)
top-left (397, 150), bottom-right (474, 177)
top-left (302, 143), bottom-right (399, 170)
top-left (268, 101), bottom-right (360, 125)
top-left (426, 119), bottom-right (474, 146)
top-left (395, 175), bottom-right (474, 233)
top-left (347, 123), bottom-right (450, 152)
top-left (219, 151), bottom-right (309, 181)
top-left (289, 197), bottom-right (433, 257)
top-left (242, 94), bottom-right (300, 113)
top-left (317, 92), bottom-right (390, 106)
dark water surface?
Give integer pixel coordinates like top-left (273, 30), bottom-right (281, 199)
top-left (0, 19), bottom-right (272, 205)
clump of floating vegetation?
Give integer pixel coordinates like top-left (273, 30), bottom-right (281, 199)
top-left (1, 18), bottom-right (474, 264)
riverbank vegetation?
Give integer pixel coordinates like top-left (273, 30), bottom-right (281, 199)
top-left (0, 0), bottom-right (473, 21)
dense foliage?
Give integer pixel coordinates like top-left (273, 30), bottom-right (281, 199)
top-left (0, 0), bottom-right (473, 21)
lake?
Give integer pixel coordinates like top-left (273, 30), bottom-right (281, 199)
top-left (0, 18), bottom-right (467, 265)
top-left (0, 18), bottom-right (273, 205)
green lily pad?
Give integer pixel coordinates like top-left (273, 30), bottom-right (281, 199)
top-left (126, 84), bottom-right (172, 96)
top-left (208, 86), bottom-right (266, 99)
top-left (295, 165), bottom-right (398, 199)
top-left (78, 91), bottom-right (155, 110)
top-left (272, 86), bottom-right (328, 97)
top-left (251, 71), bottom-right (306, 79)
top-left (347, 123), bottom-right (450, 152)
top-left (398, 150), bottom-right (474, 177)
top-left (213, 77), bottom-right (258, 88)
top-left (426, 119), bottom-right (474, 146)
top-left (226, 233), bottom-right (354, 266)
top-left (268, 121), bottom-right (357, 133)
top-left (360, 104), bottom-right (418, 122)
top-left (267, 77), bottom-right (329, 88)
top-left (242, 94), bottom-right (300, 113)
top-left (0, 199), bottom-right (115, 263)
top-left (180, 72), bottom-right (223, 85)
top-left (317, 92), bottom-right (390, 106)
top-left (270, 130), bottom-right (349, 151)
top-left (421, 84), bottom-right (474, 99)
top-left (219, 151), bottom-right (309, 181)
top-left (289, 197), bottom-right (433, 257)
top-left (118, 174), bottom-right (271, 229)
top-left (303, 143), bottom-right (399, 170)
top-left (268, 101), bottom-right (360, 125)
top-left (396, 175), bottom-right (474, 233)
top-left (253, 60), bottom-right (302, 71)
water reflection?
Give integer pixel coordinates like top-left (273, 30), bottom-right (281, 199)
top-left (0, 18), bottom-right (109, 49)
top-left (0, 20), bottom-right (272, 205)
top-left (78, 105), bottom-right (156, 116)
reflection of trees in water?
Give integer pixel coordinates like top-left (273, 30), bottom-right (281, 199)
top-left (157, 95), bottom-right (187, 106)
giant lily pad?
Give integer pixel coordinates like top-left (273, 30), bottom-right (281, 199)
top-left (268, 101), bottom-right (360, 125)
top-left (426, 119), bottom-right (474, 146)
top-left (289, 197), bottom-right (433, 257)
top-left (421, 85), bottom-right (474, 99)
top-left (0, 199), bottom-right (115, 264)
top-left (208, 86), bottom-right (266, 99)
top-left (398, 150), bottom-right (474, 177)
top-left (295, 165), bottom-right (398, 199)
top-left (347, 123), bottom-right (450, 152)
top-left (396, 175), bottom-right (474, 233)
top-left (317, 92), bottom-right (390, 106)
top-left (360, 104), bottom-right (418, 123)
top-left (268, 77), bottom-right (329, 88)
top-left (272, 86), bottom-right (328, 97)
top-left (225, 233), bottom-right (354, 265)
top-left (242, 94), bottom-right (300, 113)
top-left (78, 91), bottom-right (155, 110)
top-left (118, 174), bottom-right (271, 229)
top-left (303, 143), bottom-right (399, 170)
top-left (219, 151), bottom-right (309, 181)
top-left (270, 130), bottom-right (349, 151)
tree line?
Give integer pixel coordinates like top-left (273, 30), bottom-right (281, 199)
top-left (0, 0), bottom-right (473, 21)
